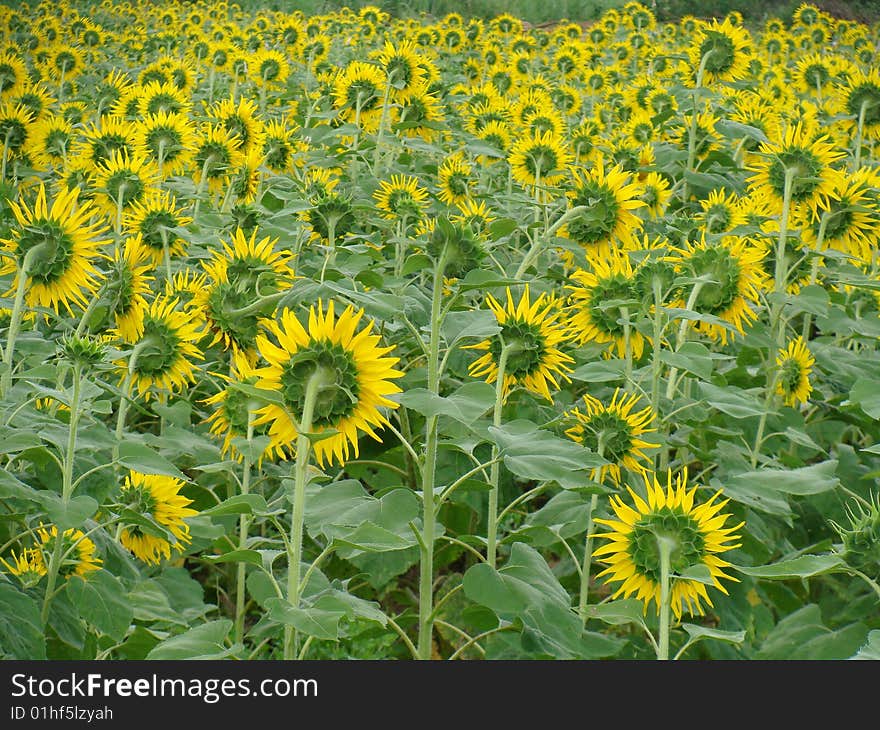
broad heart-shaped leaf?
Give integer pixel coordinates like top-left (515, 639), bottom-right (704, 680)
top-left (116, 440), bottom-right (186, 479)
top-left (455, 269), bottom-right (523, 292)
top-left (660, 342), bottom-right (716, 382)
top-left (200, 493), bottom-right (268, 518)
top-left (727, 461), bottom-right (840, 497)
top-left (37, 493), bottom-right (98, 530)
top-left (850, 630), bottom-right (880, 660)
top-left (584, 599), bottom-right (646, 628)
top-left (463, 543), bottom-right (624, 659)
top-left (0, 583), bottom-right (46, 659)
top-left (697, 382), bottom-right (767, 418)
top-left (680, 623), bottom-right (746, 647)
top-left (146, 620), bottom-right (236, 660)
top-left (520, 490), bottom-right (601, 543)
top-left (848, 378), bottom-right (880, 419)
top-left (302, 481), bottom-right (419, 557)
top-left (756, 604), bottom-right (869, 660)
top-left (66, 570), bottom-right (134, 642)
top-left (569, 359), bottom-right (626, 383)
top-left (734, 554), bottom-right (846, 580)
top-left (395, 382), bottom-right (495, 425)
top-left (265, 587), bottom-right (387, 640)
top-left (488, 420), bottom-right (605, 485)
top-left (441, 309), bottom-right (500, 348)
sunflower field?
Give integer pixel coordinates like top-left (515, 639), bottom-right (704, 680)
top-left (0, 0), bottom-right (879, 663)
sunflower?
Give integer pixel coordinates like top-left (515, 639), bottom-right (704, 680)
top-left (36, 525), bottom-right (102, 579)
top-left (93, 69), bottom-right (133, 117)
top-left (193, 227), bottom-right (295, 359)
top-left (73, 115), bottom-right (135, 168)
top-left (374, 174), bottom-right (429, 222)
top-left (671, 234), bottom-right (769, 344)
top-left (567, 247), bottom-right (646, 360)
top-left (466, 285), bottom-right (574, 402)
top-left (696, 189), bottom-right (746, 234)
top-left (509, 129), bottom-right (572, 188)
top-left (0, 50), bottom-right (29, 100)
top-left (117, 470), bottom-right (197, 565)
top-left (689, 18), bottom-right (752, 85)
top-left (24, 113), bottom-right (72, 169)
top-left (251, 47), bottom-right (289, 88)
top-left (332, 61), bottom-right (385, 132)
top-left (0, 101), bottom-right (33, 161)
top-left (124, 191), bottom-right (192, 266)
top-left (117, 294), bottom-right (203, 400)
top-left (747, 121), bottom-right (845, 216)
top-left (261, 119), bottom-right (300, 173)
top-left (228, 148), bottom-right (265, 205)
top-left (593, 468), bottom-right (744, 618)
top-left (437, 152), bottom-right (472, 207)
top-left (795, 53), bottom-right (836, 97)
top-left (564, 387), bottom-right (656, 485)
top-left (191, 123), bottom-right (245, 196)
top-left (776, 336), bottom-right (815, 407)
top-left (561, 161), bottom-right (645, 254)
top-left (252, 300), bottom-right (404, 467)
top-left (836, 67), bottom-right (880, 141)
top-left (452, 199), bottom-right (494, 235)
top-left (794, 166), bottom-right (880, 260)
top-left (209, 96), bottom-right (265, 155)
top-left (1, 548), bottom-right (46, 586)
top-left (0, 184), bottom-right (107, 315)
top-left (203, 351), bottom-right (273, 463)
top-left (394, 84), bottom-right (445, 141)
top-left (374, 39), bottom-right (426, 100)
top-left (11, 82), bottom-right (55, 122)
top-left (133, 110), bottom-right (196, 178)
top-left (639, 171), bottom-right (673, 219)
top-left (106, 235), bottom-right (154, 343)
top-left (91, 149), bottom-right (159, 219)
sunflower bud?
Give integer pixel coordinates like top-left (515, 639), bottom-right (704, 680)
top-left (832, 495), bottom-right (880, 581)
top-left (59, 333), bottom-right (107, 368)
top-left (428, 216), bottom-right (485, 278)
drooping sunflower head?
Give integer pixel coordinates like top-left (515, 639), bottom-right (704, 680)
top-left (374, 39), bottom-right (426, 100)
top-left (203, 352), bottom-right (273, 464)
top-left (689, 18), bottom-right (753, 85)
top-left (561, 161), bottom-right (645, 254)
top-left (191, 123), bottom-right (245, 196)
top-left (696, 188), bottom-right (746, 234)
top-left (374, 173), bottom-right (429, 223)
top-left (0, 101), bottom-right (34, 159)
top-left (837, 68), bottom-right (880, 141)
top-left (23, 113), bottom-right (72, 170)
top-left (117, 294), bottom-right (204, 400)
top-left (427, 215), bottom-right (486, 279)
top-left (332, 61), bottom-right (385, 132)
top-left (36, 525), bottom-right (102, 580)
top-left (105, 234), bottom-right (154, 343)
top-left (566, 247), bottom-right (646, 360)
top-left (593, 468), bottom-right (744, 618)
top-left (776, 336), bottom-right (815, 407)
top-left (671, 234), bottom-right (769, 344)
top-left (117, 470), bottom-right (197, 566)
top-left (1, 547), bottom-right (46, 588)
top-left (251, 47), bottom-right (289, 88)
top-left (508, 129), bottom-right (572, 188)
top-left (466, 285), bottom-right (574, 402)
top-left (133, 110), bottom-right (196, 177)
top-left (209, 96), bottom-right (265, 155)
top-left (639, 171), bottom-right (673, 219)
top-left (194, 227), bottom-right (295, 359)
top-left (123, 190), bottom-right (192, 266)
top-left (0, 183), bottom-right (108, 315)
top-left (437, 153), bottom-right (472, 208)
top-left (253, 301), bottom-right (404, 467)
top-left (747, 121), bottom-right (845, 216)
top-left (138, 80), bottom-right (191, 118)
top-left (92, 148), bottom-right (160, 217)
top-left (564, 387), bottom-right (656, 486)
top-left (73, 115), bottom-right (136, 169)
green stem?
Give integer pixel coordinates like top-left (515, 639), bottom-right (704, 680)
top-left (854, 99), bottom-right (869, 170)
top-left (40, 362), bottom-right (83, 626)
top-left (650, 275), bottom-right (665, 420)
top-left (418, 252), bottom-right (447, 660)
top-left (283, 371), bottom-right (323, 660)
top-left (800, 212), bottom-right (829, 341)
top-left (234, 412), bottom-right (255, 646)
top-left (656, 535), bottom-right (674, 660)
top-left (373, 71), bottom-right (396, 173)
top-left (486, 344), bottom-right (512, 566)
top-left (514, 205), bottom-right (588, 278)
top-left (1, 128), bottom-right (11, 184)
top-left (683, 52), bottom-right (711, 203)
top-left (578, 493), bottom-right (599, 624)
top-left (1, 244), bottom-right (46, 397)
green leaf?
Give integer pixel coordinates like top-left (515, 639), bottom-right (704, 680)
top-left (680, 623), bottom-right (746, 647)
top-left (146, 620), bottom-right (235, 660)
top-left (202, 549), bottom-right (263, 567)
top-left (441, 309), bottom-right (501, 347)
top-left (66, 570), bottom-right (134, 642)
top-left (201, 493), bottom-right (268, 518)
top-left (225, 381), bottom-right (287, 409)
top-left (489, 420), bottom-right (605, 485)
top-left (788, 285), bottom-right (829, 317)
top-left (395, 381), bottom-right (495, 424)
top-left (698, 382), bottom-right (767, 418)
top-left (850, 630), bottom-right (880, 660)
top-left (584, 599), bottom-right (646, 627)
top-left (848, 378), bottom-right (880, 419)
top-left (714, 119), bottom-right (769, 144)
top-left (660, 342), bottom-right (715, 381)
top-left (522, 491), bottom-right (600, 542)
top-left (39, 493), bottom-right (98, 530)
top-left (456, 269), bottom-right (523, 292)
top-left (117, 440), bottom-right (186, 479)
top-left (734, 554), bottom-right (846, 580)
top-left (266, 599), bottom-right (344, 640)
top-left (0, 583), bottom-right (46, 659)
top-left (0, 428), bottom-right (43, 454)
top-left (728, 460), bottom-right (839, 497)
top-left (569, 359), bottom-right (626, 383)
top-left (128, 580), bottom-right (188, 626)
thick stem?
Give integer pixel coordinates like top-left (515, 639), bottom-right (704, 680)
top-left (682, 52), bottom-right (712, 203)
top-left (417, 253), bottom-right (447, 660)
top-left (800, 212), bottom-right (829, 340)
top-left (40, 362), bottom-right (83, 625)
top-left (283, 372), bottom-right (323, 660)
top-left (1, 244), bottom-right (46, 397)
top-left (854, 99), bottom-right (869, 170)
top-left (234, 412), bottom-right (255, 646)
top-left (656, 535), bottom-right (674, 661)
top-left (578, 493), bottom-right (599, 624)
top-left (486, 345), bottom-right (511, 566)
top-left (372, 71), bottom-right (396, 173)
top-left (514, 205), bottom-right (589, 279)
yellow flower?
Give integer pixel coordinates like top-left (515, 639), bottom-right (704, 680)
top-left (776, 337), bottom-right (815, 407)
top-left (36, 526), bottom-right (102, 579)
